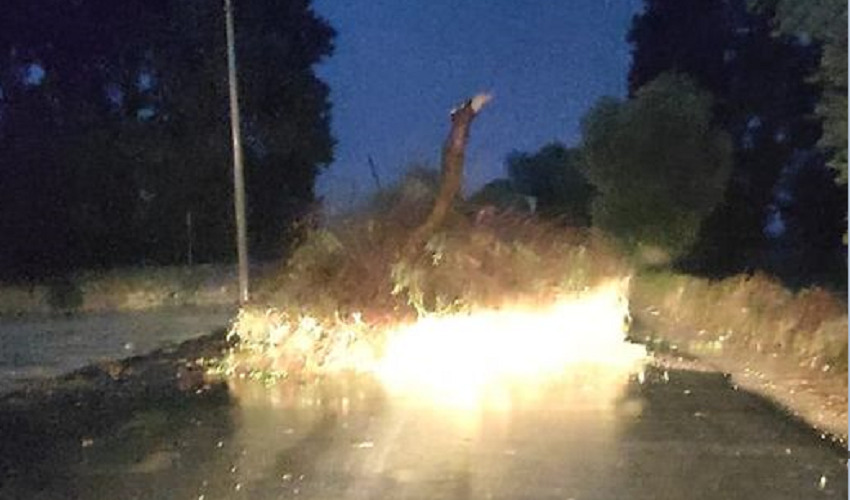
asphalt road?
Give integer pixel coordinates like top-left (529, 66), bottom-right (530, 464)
top-left (3, 360), bottom-right (845, 500)
top-left (0, 307), bottom-right (233, 394)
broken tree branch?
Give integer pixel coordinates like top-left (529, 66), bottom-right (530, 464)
top-left (404, 92), bottom-right (492, 255)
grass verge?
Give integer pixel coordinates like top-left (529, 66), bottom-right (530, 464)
top-left (0, 264), bottom-right (236, 316)
top-left (631, 270), bottom-right (848, 440)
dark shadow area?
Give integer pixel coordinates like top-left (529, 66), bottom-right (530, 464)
top-left (615, 365), bottom-right (848, 499)
top-left (0, 330), bottom-right (235, 498)
top-left (1, 337), bottom-right (846, 500)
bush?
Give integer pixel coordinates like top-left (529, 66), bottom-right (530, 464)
top-left (46, 278), bottom-right (83, 312)
top-left (632, 270), bottom-right (848, 373)
top-left (229, 168), bottom-right (631, 378)
top-left (581, 73), bottom-right (732, 260)
top-left (506, 142), bottom-right (596, 225)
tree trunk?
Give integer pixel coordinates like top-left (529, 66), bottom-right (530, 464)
top-left (405, 93), bottom-right (491, 254)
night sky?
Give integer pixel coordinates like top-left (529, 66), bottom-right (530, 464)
top-left (313, 0), bottom-right (642, 212)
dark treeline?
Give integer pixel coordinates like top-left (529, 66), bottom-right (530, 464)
top-left (480, 0), bottom-right (846, 288)
top-left (1, 0), bottom-right (844, 290)
top-left (629, 0), bottom-right (846, 285)
top-left (0, 0), bottom-right (334, 280)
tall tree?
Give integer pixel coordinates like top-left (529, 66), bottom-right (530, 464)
top-left (758, 0), bottom-right (848, 182)
top-left (628, 0), bottom-right (823, 275)
top-left (767, 150), bottom-right (847, 286)
top-left (117, 0), bottom-right (336, 262)
top-left (581, 73), bottom-right (732, 261)
top-left (506, 142), bottom-right (596, 225)
top-left (0, 0), bottom-right (335, 277)
top-left (0, 0), bottom-right (156, 275)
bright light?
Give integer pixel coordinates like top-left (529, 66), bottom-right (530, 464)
top-left (375, 278), bottom-right (647, 407)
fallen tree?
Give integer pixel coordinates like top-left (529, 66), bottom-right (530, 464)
top-left (405, 93), bottom-right (492, 254)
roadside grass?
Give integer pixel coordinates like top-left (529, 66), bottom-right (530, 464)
top-left (0, 264), bottom-right (236, 316)
top-left (631, 270), bottom-right (848, 375)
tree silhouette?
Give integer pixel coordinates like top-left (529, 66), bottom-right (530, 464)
top-left (581, 73), bottom-right (732, 260)
top-left (628, 0), bottom-right (824, 275)
top-left (0, 0), bottom-right (335, 277)
top-left (506, 142), bottom-right (596, 226)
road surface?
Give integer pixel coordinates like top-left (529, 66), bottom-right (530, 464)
top-left (1, 358), bottom-right (845, 499)
top-left (0, 307), bottom-right (233, 394)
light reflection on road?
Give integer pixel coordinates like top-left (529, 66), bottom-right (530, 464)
top-left (5, 361), bottom-right (846, 499)
top-left (226, 364), bottom-right (637, 500)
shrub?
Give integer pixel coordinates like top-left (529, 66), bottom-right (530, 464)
top-left (228, 168), bottom-right (631, 378)
top-left (581, 73), bottom-right (732, 261)
top-left (632, 270), bottom-right (848, 373)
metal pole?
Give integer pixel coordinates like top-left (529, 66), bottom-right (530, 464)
top-left (225, 0), bottom-right (249, 304)
top-left (186, 210), bottom-right (194, 266)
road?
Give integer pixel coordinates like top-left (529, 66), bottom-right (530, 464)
top-left (0, 307), bottom-right (233, 394)
top-left (2, 358), bottom-right (845, 499)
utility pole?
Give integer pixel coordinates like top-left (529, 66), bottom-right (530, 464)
top-left (225, 0), bottom-right (249, 304)
top-left (186, 210), bottom-right (194, 266)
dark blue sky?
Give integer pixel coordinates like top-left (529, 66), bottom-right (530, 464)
top-left (313, 0), bottom-right (642, 212)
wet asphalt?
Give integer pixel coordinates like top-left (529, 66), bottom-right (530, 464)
top-left (0, 359), bottom-right (845, 500)
top-left (0, 308), bottom-right (233, 395)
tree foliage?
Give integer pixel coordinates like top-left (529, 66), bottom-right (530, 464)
top-left (628, 0), bottom-right (827, 275)
top-left (506, 143), bottom-right (596, 226)
top-left (758, 0), bottom-right (848, 183)
top-left (468, 179), bottom-right (530, 213)
top-left (580, 73), bottom-right (732, 258)
top-left (0, 0), bottom-right (334, 278)
top-left (766, 151), bottom-right (847, 286)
